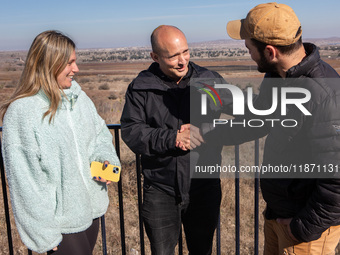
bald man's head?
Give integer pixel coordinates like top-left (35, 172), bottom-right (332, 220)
top-left (151, 25), bottom-right (185, 54)
top-left (150, 25), bottom-right (190, 83)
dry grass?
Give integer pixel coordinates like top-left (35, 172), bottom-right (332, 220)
top-left (1, 57), bottom-right (340, 254)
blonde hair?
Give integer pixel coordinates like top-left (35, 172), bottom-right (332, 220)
top-left (0, 30), bottom-right (76, 123)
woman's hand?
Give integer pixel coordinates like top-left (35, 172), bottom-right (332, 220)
top-left (92, 161), bottom-right (112, 185)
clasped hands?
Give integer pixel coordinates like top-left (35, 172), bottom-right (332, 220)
top-left (176, 124), bottom-right (204, 151)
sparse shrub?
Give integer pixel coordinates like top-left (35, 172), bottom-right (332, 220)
top-left (245, 82), bottom-right (253, 88)
top-left (79, 78), bottom-right (90, 83)
top-left (4, 84), bottom-right (16, 88)
top-left (99, 83), bottom-right (110, 90)
top-left (99, 78), bottom-right (110, 83)
top-left (4, 64), bottom-right (17, 72)
top-left (108, 93), bottom-right (118, 100)
top-left (5, 80), bottom-right (18, 88)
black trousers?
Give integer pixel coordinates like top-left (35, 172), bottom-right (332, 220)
top-left (142, 181), bottom-right (222, 255)
top-left (47, 218), bottom-right (100, 255)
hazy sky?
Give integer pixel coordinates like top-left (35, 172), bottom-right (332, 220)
top-left (1, 0), bottom-right (339, 51)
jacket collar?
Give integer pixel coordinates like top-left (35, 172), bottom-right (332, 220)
top-left (285, 43), bottom-right (320, 78)
top-left (37, 80), bottom-right (82, 110)
top-left (265, 43), bottom-right (320, 79)
top-left (61, 80), bottom-right (81, 110)
top-left (132, 61), bottom-right (202, 91)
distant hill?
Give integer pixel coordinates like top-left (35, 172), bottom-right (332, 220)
top-left (188, 37), bottom-right (340, 49)
top-left (189, 39), bottom-right (244, 49)
top-left (304, 37), bottom-right (340, 46)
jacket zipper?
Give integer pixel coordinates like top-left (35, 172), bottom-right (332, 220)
top-left (65, 105), bottom-right (88, 187)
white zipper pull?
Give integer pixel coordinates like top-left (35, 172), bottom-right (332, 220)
top-left (70, 93), bottom-right (75, 110)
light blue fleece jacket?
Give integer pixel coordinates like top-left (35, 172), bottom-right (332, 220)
top-left (1, 80), bottom-right (120, 253)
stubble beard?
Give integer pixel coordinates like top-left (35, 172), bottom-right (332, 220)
top-left (257, 52), bottom-right (278, 74)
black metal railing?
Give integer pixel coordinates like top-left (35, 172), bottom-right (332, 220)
top-left (0, 125), bottom-right (260, 255)
top-left (0, 126), bottom-right (14, 255)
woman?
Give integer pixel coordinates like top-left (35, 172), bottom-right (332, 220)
top-left (0, 30), bottom-right (120, 254)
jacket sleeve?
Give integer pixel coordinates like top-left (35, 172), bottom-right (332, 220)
top-left (290, 82), bottom-right (340, 242)
top-left (86, 96), bottom-right (121, 167)
top-left (290, 178), bottom-right (340, 242)
top-left (120, 86), bottom-right (177, 156)
top-left (1, 103), bottom-right (62, 253)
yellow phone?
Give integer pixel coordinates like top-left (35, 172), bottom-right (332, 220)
top-left (90, 161), bottom-right (121, 182)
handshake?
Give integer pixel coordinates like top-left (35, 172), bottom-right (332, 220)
top-left (176, 124), bottom-right (204, 151)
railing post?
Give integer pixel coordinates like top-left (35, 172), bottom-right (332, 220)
top-left (0, 132), bottom-right (15, 255)
top-left (136, 154), bottom-right (145, 255)
top-left (235, 145), bottom-right (240, 255)
top-left (101, 216), bottom-right (107, 255)
top-left (216, 213), bottom-right (221, 255)
top-left (111, 125), bottom-right (126, 255)
top-left (254, 140), bottom-right (260, 255)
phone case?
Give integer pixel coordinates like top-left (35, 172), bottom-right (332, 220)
top-left (90, 161), bottom-right (121, 182)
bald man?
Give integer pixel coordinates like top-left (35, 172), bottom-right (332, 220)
top-left (121, 25), bottom-right (224, 254)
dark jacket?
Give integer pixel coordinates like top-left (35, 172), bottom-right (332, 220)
top-left (261, 43), bottom-right (340, 242)
top-left (205, 43), bottom-right (340, 242)
top-left (120, 62), bottom-right (223, 201)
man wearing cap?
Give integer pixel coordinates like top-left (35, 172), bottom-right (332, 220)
top-left (121, 25), bottom-right (224, 255)
top-left (204, 2), bottom-right (340, 254)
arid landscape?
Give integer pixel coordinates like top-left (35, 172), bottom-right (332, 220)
top-left (1, 38), bottom-right (340, 254)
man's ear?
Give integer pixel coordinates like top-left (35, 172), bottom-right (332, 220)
top-left (150, 52), bottom-right (159, 63)
top-left (264, 45), bottom-right (278, 62)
